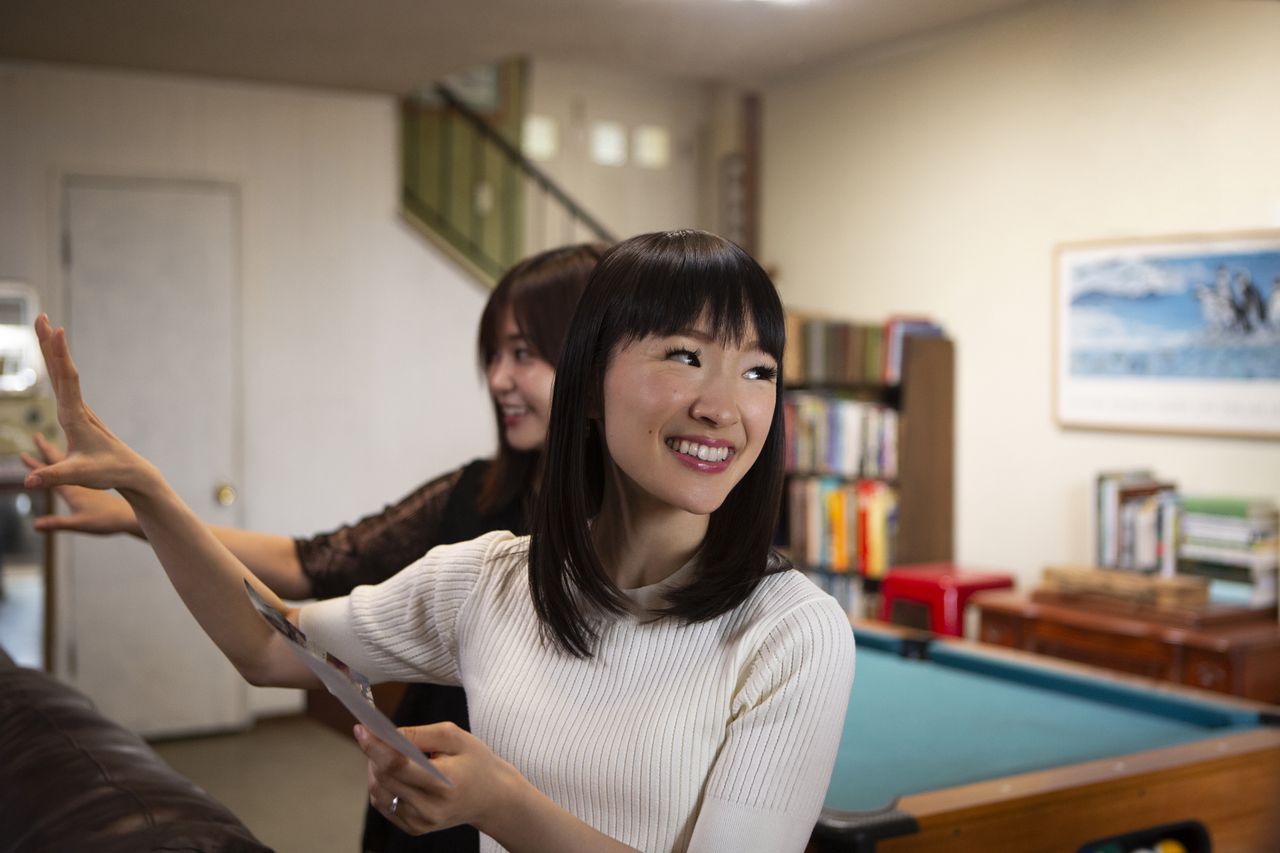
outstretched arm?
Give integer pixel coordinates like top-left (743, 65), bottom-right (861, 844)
top-left (24, 315), bottom-right (319, 688)
top-left (21, 433), bottom-right (314, 600)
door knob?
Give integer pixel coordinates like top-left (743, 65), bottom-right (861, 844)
top-left (214, 482), bottom-right (237, 507)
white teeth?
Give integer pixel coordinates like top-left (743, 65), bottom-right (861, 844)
top-left (666, 439), bottom-right (731, 463)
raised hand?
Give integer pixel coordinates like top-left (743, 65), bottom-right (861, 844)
top-left (23, 315), bottom-right (160, 499)
top-left (21, 433), bottom-right (143, 535)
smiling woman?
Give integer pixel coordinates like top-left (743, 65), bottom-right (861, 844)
top-left (532, 229), bottom-right (793, 651)
top-left (25, 229), bottom-right (855, 853)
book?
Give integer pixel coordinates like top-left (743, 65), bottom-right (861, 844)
top-left (1090, 468), bottom-right (1172, 568)
top-left (1178, 542), bottom-right (1278, 574)
top-left (1115, 479), bottom-right (1177, 572)
top-left (1207, 574), bottom-right (1278, 607)
top-left (882, 315), bottom-right (944, 385)
top-left (783, 312), bottom-right (807, 386)
top-left (1179, 496), bottom-right (1280, 521)
top-left (1181, 513), bottom-right (1275, 547)
top-left (863, 326), bottom-right (884, 385)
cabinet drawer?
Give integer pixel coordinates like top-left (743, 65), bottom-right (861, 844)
top-left (1026, 621), bottom-right (1173, 679)
top-left (978, 613), bottom-right (1024, 648)
top-left (1180, 648), bottom-right (1235, 695)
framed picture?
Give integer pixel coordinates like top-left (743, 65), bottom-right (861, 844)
top-left (1054, 230), bottom-right (1280, 438)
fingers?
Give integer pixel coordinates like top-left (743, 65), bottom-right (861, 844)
top-left (35, 314), bottom-right (85, 419)
top-left (32, 513), bottom-right (83, 532)
top-left (368, 764), bottom-right (423, 834)
top-left (357, 726), bottom-right (455, 795)
top-left (355, 725), bottom-right (412, 775)
top-left (25, 457), bottom-right (93, 490)
top-left (400, 721), bottom-right (467, 756)
top-left (33, 433), bottom-right (67, 464)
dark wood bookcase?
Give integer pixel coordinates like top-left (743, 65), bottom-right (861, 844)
top-left (783, 334), bottom-right (955, 572)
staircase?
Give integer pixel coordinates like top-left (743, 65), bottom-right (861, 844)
top-left (402, 73), bottom-right (615, 286)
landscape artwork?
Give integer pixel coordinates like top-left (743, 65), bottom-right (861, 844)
top-left (1055, 231), bottom-right (1280, 437)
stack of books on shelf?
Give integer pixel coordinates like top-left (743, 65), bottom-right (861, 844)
top-left (783, 393), bottom-right (898, 479)
top-left (786, 478), bottom-right (897, 579)
top-left (783, 312), bottom-right (943, 387)
top-left (1094, 469), bottom-right (1179, 575)
top-left (1177, 496), bottom-right (1279, 608)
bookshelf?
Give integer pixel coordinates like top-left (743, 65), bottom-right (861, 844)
top-left (782, 318), bottom-right (954, 613)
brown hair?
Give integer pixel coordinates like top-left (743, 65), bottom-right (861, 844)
top-left (476, 243), bottom-right (609, 514)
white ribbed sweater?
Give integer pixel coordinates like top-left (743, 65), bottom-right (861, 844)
top-left (301, 531), bottom-right (855, 853)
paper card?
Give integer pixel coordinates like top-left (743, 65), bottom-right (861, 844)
top-left (244, 581), bottom-right (451, 786)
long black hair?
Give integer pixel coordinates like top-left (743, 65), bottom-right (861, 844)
top-left (529, 230), bottom-right (790, 657)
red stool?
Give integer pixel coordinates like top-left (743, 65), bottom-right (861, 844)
top-left (879, 563), bottom-right (1015, 636)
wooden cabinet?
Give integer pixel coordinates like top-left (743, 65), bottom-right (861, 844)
top-left (972, 590), bottom-right (1280, 703)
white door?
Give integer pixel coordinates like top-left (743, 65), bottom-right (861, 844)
top-left (61, 176), bottom-right (248, 737)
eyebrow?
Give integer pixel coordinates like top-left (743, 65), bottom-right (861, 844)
top-left (671, 327), bottom-right (767, 354)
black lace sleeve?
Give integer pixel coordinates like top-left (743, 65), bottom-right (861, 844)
top-left (295, 466), bottom-right (467, 599)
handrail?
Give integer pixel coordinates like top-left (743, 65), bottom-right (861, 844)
top-left (430, 84), bottom-right (616, 243)
top-left (401, 79), bottom-right (617, 286)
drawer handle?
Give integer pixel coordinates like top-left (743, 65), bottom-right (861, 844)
top-left (1193, 662), bottom-right (1225, 688)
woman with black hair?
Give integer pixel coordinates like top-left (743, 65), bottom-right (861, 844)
top-left (26, 230), bottom-right (855, 853)
top-left (23, 242), bottom-right (605, 853)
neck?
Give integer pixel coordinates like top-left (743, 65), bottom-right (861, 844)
top-left (591, 465), bottom-right (708, 590)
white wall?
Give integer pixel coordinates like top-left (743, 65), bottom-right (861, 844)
top-left (525, 59), bottom-right (708, 240)
top-left (0, 62), bottom-right (495, 711)
top-left (762, 0), bottom-right (1280, 587)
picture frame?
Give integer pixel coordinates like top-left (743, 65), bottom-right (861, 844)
top-left (1054, 230), bottom-right (1280, 438)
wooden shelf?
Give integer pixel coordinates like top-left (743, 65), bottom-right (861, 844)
top-left (781, 335), bottom-right (954, 570)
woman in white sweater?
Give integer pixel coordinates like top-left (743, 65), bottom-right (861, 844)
top-left (27, 229), bottom-right (855, 853)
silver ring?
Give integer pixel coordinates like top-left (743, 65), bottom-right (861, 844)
top-left (390, 795), bottom-right (400, 815)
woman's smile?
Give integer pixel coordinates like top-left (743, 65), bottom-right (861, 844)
top-left (664, 436), bottom-right (735, 471)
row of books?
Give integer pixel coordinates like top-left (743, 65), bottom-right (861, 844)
top-left (801, 571), bottom-right (864, 618)
top-left (783, 313), bottom-right (944, 387)
top-left (1094, 469), bottom-right (1179, 575)
top-left (785, 477), bottom-right (897, 578)
top-left (783, 393), bottom-right (898, 480)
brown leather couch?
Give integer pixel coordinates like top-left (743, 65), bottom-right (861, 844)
top-left (0, 646), bottom-right (273, 853)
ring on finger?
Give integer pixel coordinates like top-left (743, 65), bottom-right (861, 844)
top-left (390, 795), bottom-right (400, 815)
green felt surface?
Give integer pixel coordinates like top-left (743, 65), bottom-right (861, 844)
top-left (824, 639), bottom-right (1259, 814)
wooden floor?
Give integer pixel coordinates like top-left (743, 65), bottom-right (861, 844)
top-left (153, 714), bottom-right (370, 853)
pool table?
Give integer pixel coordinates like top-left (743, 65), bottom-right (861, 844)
top-left (811, 623), bottom-right (1280, 853)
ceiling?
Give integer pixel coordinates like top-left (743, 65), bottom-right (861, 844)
top-left (1, 0), bottom-right (1039, 93)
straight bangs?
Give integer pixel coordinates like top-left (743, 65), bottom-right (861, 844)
top-left (597, 231), bottom-right (785, 366)
top-left (531, 230), bottom-right (792, 657)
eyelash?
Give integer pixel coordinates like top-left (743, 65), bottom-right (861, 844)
top-left (665, 346), bottom-right (778, 381)
top-left (665, 346), bottom-right (701, 366)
